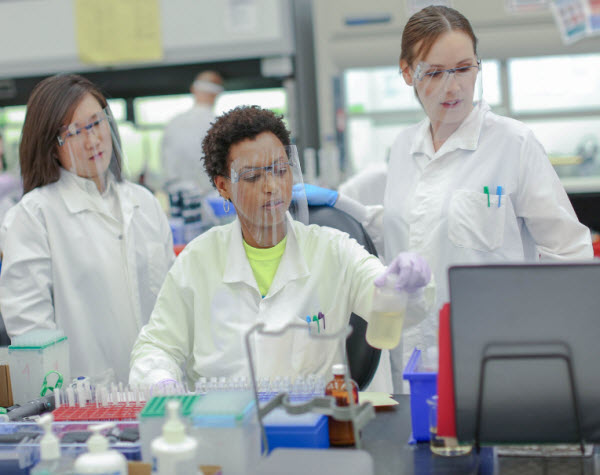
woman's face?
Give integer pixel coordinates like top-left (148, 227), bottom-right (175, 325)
top-left (406, 30), bottom-right (479, 128)
top-left (217, 131), bottom-right (293, 247)
top-left (56, 93), bottom-right (113, 190)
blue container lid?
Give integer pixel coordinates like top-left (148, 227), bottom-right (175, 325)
top-left (191, 391), bottom-right (255, 428)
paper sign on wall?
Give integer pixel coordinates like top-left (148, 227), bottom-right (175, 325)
top-left (74, 0), bottom-right (163, 65)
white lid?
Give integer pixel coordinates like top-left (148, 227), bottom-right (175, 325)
top-left (37, 413), bottom-right (59, 460)
top-left (87, 422), bottom-right (114, 452)
top-left (332, 364), bottom-right (346, 375)
top-left (163, 400), bottom-right (185, 444)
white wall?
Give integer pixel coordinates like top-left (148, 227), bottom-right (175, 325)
top-left (0, 0), bottom-right (294, 78)
top-left (312, 0), bottom-right (600, 143)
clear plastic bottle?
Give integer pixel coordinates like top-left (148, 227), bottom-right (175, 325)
top-left (31, 413), bottom-right (72, 475)
top-left (325, 364), bottom-right (359, 446)
top-left (151, 399), bottom-right (198, 475)
top-left (366, 274), bottom-right (408, 349)
top-left (73, 422), bottom-right (127, 474)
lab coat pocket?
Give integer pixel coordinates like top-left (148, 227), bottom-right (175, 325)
top-left (448, 190), bottom-right (506, 252)
top-left (146, 242), bottom-right (168, 295)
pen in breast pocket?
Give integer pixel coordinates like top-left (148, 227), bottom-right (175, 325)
top-left (483, 186), bottom-right (490, 207)
top-left (496, 186), bottom-right (503, 207)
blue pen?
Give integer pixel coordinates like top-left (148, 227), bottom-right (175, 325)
top-left (305, 316), bottom-right (311, 334)
top-left (496, 186), bottom-right (503, 207)
top-left (483, 186), bottom-right (490, 207)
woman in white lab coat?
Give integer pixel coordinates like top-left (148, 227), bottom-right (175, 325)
top-left (0, 74), bottom-right (175, 384)
top-left (304, 6), bottom-right (593, 391)
top-left (129, 106), bottom-right (433, 390)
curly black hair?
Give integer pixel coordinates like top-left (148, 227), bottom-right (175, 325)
top-left (202, 105), bottom-right (290, 187)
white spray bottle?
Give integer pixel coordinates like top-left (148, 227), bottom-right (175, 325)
top-left (73, 422), bottom-right (127, 475)
top-left (151, 399), bottom-right (198, 475)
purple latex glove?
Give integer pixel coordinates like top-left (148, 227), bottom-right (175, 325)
top-left (374, 252), bottom-right (431, 293)
top-left (150, 378), bottom-right (179, 395)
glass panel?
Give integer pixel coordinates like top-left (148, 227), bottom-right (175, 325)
top-left (134, 94), bottom-right (193, 126)
top-left (2, 105), bottom-right (26, 125)
top-left (107, 99), bottom-right (127, 121)
top-left (345, 67), bottom-right (420, 113)
top-left (478, 60), bottom-right (501, 106)
top-left (346, 118), bottom-right (416, 171)
top-left (523, 117), bottom-right (600, 179)
top-left (215, 88), bottom-right (287, 116)
top-left (509, 54), bottom-right (600, 112)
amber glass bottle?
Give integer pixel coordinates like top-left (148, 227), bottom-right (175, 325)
top-left (325, 364), bottom-right (359, 446)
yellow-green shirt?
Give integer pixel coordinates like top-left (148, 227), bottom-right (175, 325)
top-left (243, 236), bottom-right (288, 297)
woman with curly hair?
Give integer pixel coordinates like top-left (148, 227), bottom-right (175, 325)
top-left (129, 105), bottom-right (432, 389)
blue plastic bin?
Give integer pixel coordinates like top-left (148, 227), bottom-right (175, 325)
top-left (402, 348), bottom-right (437, 442)
top-left (263, 409), bottom-right (329, 452)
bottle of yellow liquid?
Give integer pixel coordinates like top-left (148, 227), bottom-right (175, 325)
top-left (366, 275), bottom-right (407, 349)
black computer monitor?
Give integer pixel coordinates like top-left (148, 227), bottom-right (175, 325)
top-left (448, 263), bottom-right (600, 445)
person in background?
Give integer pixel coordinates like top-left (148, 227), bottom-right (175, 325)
top-left (301, 5), bottom-right (593, 392)
top-left (129, 106), bottom-right (433, 390)
top-left (161, 70), bottom-right (224, 195)
top-left (0, 74), bottom-right (175, 384)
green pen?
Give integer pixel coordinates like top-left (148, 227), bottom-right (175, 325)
top-left (483, 186), bottom-right (490, 207)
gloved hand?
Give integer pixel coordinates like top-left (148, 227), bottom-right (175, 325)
top-left (292, 183), bottom-right (338, 207)
top-left (375, 252), bottom-right (431, 293)
top-left (150, 378), bottom-right (179, 395)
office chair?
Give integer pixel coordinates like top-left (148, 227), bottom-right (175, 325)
top-left (307, 205), bottom-right (381, 390)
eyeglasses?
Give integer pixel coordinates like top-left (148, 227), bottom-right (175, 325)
top-left (57, 112), bottom-right (109, 147)
top-left (231, 160), bottom-right (292, 184)
top-left (413, 60), bottom-right (481, 83)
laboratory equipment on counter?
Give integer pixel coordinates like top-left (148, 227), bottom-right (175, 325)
top-left (366, 274), bottom-right (408, 349)
top-left (30, 413), bottom-right (69, 475)
top-left (151, 399), bottom-right (197, 475)
top-left (325, 363), bottom-right (359, 446)
top-left (73, 423), bottom-right (127, 475)
top-left (8, 329), bottom-right (70, 405)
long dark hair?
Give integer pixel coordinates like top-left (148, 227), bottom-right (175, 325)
top-left (20, 74), bottom-right (123, 194)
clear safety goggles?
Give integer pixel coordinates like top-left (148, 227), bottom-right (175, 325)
top-left (57, 109), bottom-right (111, 147)
top-left (413, 59), bottom-right (481, 83)
top-left (55, 107), bottom-right (125, 189)
top-left (410, 58), bottom-right (483, 138)
top-left (229, 144), bottom-right (308, 248)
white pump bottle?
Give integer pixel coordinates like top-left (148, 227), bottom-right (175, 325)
top-left (151, 399), bottom-right (198, 475)
top-left (73, 422), bottom-right (127, 475)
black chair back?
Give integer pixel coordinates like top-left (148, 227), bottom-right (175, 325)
top-left (307, 205), bottom-right (381, 390)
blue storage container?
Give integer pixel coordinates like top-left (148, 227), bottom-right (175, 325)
top-left (263, 408), bottom-right (329, 452)
top-left (402, 348), bottom-right (437, 442)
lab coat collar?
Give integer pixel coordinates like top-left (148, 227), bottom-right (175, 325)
top-left (58, 168), bottom-right (140, 218)
top-left (410, 100), bottom-right (490, 159)
top-left (222, 213), bottom-right (310, 296)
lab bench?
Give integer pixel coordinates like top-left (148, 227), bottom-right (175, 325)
top-left (362, 395), bottom-right (600, 475)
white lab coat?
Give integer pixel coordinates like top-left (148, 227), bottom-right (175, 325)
top-left (0, 169), bottom-right (175, 384)
top-left (129, 215), bottom-right (430, 389)
top-left (381, 100), bottom-right (593, 388)
top-left (161, 104), bottom-right (214, 194)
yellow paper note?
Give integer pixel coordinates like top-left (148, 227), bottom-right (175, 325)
top-left (74, 0), bottom-right (163, 65)
top-left (358, 391), bottom-right (398, 407)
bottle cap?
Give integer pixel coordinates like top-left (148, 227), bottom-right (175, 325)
top-left (87, 422), bottom-right (114, 453)
top-left (38, 413), bottom-right (60, 460)
top-left (163, 399), bottom-right (186, 444)
top-left (332, 364), bottom-right (346, 375)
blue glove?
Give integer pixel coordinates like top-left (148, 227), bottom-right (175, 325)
top-left (375, 252), bottom-right (431, 293)
top-left (292, 183), bottom-right (338, 207)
